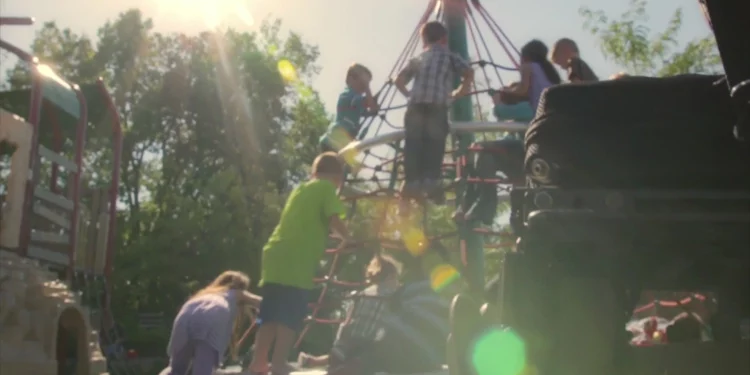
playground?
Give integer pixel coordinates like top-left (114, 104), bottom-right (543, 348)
top-left (2, 0), bottom-right (750, 374)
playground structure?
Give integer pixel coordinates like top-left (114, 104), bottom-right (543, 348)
top-left (1, 1), bottom-right (746, 375)
top-left (227, 1), bottom-right (750, 375)
top-left (0, 16), bottom-right (122, 375)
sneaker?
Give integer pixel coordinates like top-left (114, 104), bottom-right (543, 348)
top-left (423, 179), bottom-right (445, 204)
top-left (400, 180), bottom-right (422, 199)
top-left (297, 353), bottom-right (312, 368)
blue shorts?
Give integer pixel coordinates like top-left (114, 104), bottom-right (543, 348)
top-left (257, 283), bottom-right (310, 332)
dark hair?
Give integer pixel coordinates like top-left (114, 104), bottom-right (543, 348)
top-left (346, 63), bottom-right (372, 84)
top-left (521, 39), bottom-right (561, 84)
top-left (312, 152), bottom-right (344, 176)
top-left (421, 21), bottom-right (447, 44)
top-left (366, 254), bottom-right (400, 283)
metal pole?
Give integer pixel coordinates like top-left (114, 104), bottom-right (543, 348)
top-left (442, 0), bottom-right (484, 293)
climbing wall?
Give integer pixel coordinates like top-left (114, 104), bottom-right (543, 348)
top-left (0, 250), bottom-right (108, 375)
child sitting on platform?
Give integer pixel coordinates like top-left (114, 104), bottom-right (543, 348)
top-left (497, 39), bottom-right (561, 114)
top-left (491, 82), bottom-right (535, 123)
top-left (248, 152), bottom-right (352, 375)
top-left (296, 254), bottom-right (401, 374)
top-left (551, 38), bottom-right (599, 83)
top-left (454, 41), bottom-right (561, 225)
top-left (320, 64), bottom-right (378, 152)
top-left (394, 21), bottom-right (474, 203)
top-left (161, 271), bottom-right (261, 375)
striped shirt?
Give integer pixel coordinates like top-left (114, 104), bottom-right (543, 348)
top-left (167, 290), bottom-right (239, 363)
top-left (399, 44), bottom-right (471, 105)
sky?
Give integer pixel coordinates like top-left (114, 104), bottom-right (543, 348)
top-left (1, 0), bottom-right (713, 117)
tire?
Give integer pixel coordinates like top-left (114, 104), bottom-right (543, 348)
top-left (525, 74), bottom-right (750, 189)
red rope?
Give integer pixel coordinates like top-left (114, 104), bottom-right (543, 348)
top-left (471, 2), bottom-right (520, 69)
top-left (298, 0), bottom-right (535, 350)
top-left (633, 294), bottom-right (707, 314)
top-left (465, 11), bottom-right (487, 122)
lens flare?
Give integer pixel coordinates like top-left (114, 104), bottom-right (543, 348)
top-left (341, 148), bottom-right (361, 171)
top-left (278, 59), bottom-right (299, 83)
top-left (154, 0), bottom-right (256, 30)
top-left (402, 226), bottom-right (428, 256)
top-left (429, 263), bottom-right (460, 291)
top-left (328, 127), bottom-right (353, 151)
top-left (470, 328), bottom-right (527, 375)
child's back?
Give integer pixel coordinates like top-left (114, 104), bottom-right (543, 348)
top-left (407, 45), bottom-right (467, 104)
top-left (394, 21), bottom-right (474, 200)
top-left (250, 152), bottom-right (349, 375)
top-left (262, 178), bottom-right (344, 290)
top-left (168, 291), bottom-right (236, 359)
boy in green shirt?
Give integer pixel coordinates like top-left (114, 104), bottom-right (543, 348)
top-left (248, 152), bottom-right (351, 375)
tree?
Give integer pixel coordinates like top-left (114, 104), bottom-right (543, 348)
top-left (4, 8), bottom-right (334, 351)
top-left (580, 0), bottom-right (722, 76)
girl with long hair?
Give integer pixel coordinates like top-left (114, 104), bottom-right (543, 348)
top-left (497, 39), bottom-right (561, 113)
top-left (161, 271), bottom-right (261, 375)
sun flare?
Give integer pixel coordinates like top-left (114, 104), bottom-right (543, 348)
top-left (153, 0), bottom-right (256, 29)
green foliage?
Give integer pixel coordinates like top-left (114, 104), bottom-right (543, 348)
top-left (580, 0), bottom-right (722, 76)
top-left (3, 8), bottom-right (334, 350)
top-left (2, 7), bottom-right (513, 355)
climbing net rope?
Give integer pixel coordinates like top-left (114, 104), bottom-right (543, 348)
top-left (224, 0), bottom-right (719, 361)
top-left (230, 0), bottom-right (524, 357)
top-left (295, 0), bottom-right (524, 349)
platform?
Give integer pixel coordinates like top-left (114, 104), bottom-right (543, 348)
top-left (340, 121), bottom-right (526, 154)
top-left (215, 365), bottom-right (449, 375)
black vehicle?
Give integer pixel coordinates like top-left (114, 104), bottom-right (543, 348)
top-left (457, 1), bottom-right (750, 374)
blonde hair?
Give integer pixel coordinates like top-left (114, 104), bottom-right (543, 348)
top-left (191, 270), bottom-right (251, 299)
top-left (191, 271), bottom-right (252, 357)
top-left (551, 38), bottom-right (579, 59)
top-left (365, 254), bottom-right (401, 283)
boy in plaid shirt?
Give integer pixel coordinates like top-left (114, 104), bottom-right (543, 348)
top-left (296, 255), bottom-right (401, 374)
top-left (394, 21), bottom-right (474, 203)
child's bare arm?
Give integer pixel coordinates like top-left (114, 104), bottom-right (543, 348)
top-left (395, 60), bottom-right (416, 98)
top-left (329, 215), bottom-right (351, 242)
top-left (364, 86), bottom-right (379, 112)
top-left (451, 55), bottom-right (475, 99)
top-left (505, 63), bottom-right (531, 96)
top-left (238, 291), bottom-right (262, 307)
top-left (452, 67), bottom-right (475, 99)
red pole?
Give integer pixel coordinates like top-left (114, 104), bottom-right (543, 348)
top-left (50, 111), bottom-right (63, 193)
top-left (67, 85), bottom-right (88, 281)
top-left (98, 78), bottom-right (122, 283)
top-left (18, 65), bottom-right (44, 257)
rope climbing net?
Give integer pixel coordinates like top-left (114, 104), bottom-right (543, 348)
top-left (296, 0), bottom-right (525, 349)
top-left (231, 1), bottom-right (727, 364)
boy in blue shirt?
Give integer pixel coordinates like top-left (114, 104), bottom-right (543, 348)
top-left (320, 64), bottom-right (378, 152)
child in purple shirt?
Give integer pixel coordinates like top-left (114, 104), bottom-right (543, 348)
top-left (498, 39), bottom-right (561, 113)
top-left (160, 271), bottom-right (261, 375)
